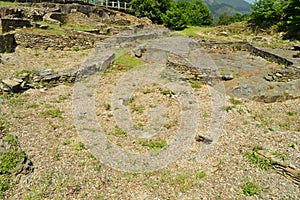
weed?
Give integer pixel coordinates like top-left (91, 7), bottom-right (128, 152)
top-left (104, 103), bottom-right (111, 111)
top-left (113, 126), bottom-right (127, 137)
top-left (26, 103), bottom-right (40, 109)
top-left (230, 98), bottom-right (242, 105)
top-left (225, 106), bottom-right (233, 112)
top-left (244, 151), bottom-right (273, 170)
top-left (0, 149), bottom-right (25, 174)
top-left (3, 134), bottom-right (18, 146)
top-left (130, 104), bottom-right (144, 114)
top-left (160, 88), bottom-right (175, 97)
top-left (63, 139), bottom-right (71, 145)
top-left (143, 88), bottom-right (155, 94)
top-left (242, 181), bottom-right (263, 196)
top-left (7, 94), bottom-right (27, 107)
top-left (202, 113), bottom-right (209, 117)
top-left (189, 80), bottom-right (202, 89)
top-left (72, 46), bottom-right (80, 52)
top-left (41, 109), bottom-right (63, 119)
top-left (171, 170), bottom-right (206, 193)
top-left (140, 139), bottom-right (167, 151)
top-left (72, 142), bottom-right (85, 151)
top-left (264, 98), bottom-right (271, 103)
top-left (287, 111), bottom-right (295, 116)
top-left (163, 119), bottom-right (178, 129)
top-left (0, 175), bottom-right (10, 197)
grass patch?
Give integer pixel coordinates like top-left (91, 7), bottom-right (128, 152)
top-left (0, 134), bottom-right (25, 196)
top-left (113, 54), bottom-right (144, 71)
top-left (177, 26), bottom-right (205, 37)
top-left (0, 1), bottom-right (15, 6)
top-left (242, 181), bottom-right (263, 196)
top-left (189, 80), bottom-right (202, 89)
top-left (159, 88), bottom-right (175, 97)
top-left (130, 104), bottom-right (145, 114)
top-left (224, 106), bottom-right (233, 112)
top-left (113, 126), bottom-right (127, 137)
top-left (244, 150), bottom-right (273, 170)
top-left (230, 98), bottom-right (242, 105)
top-left (170, 170), bottom-right (206, 193)
top-left (140, 139), bottom-right (167, 151)
top-left (41, 109), bottom-right (63, 119)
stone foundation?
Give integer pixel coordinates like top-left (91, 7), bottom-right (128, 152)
top-left (0, 33), bottom-right (17, 53)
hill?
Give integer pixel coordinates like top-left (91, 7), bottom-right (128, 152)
top-left (204, 0), bottom-right (251, 19)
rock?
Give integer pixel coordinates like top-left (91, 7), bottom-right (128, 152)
top-left (2, 79), bottom-right (21, 92)
top-left (264, 75), bottom-right (273, 81)
top-left (252, 36), bottom-right (268, 42)
top-left (132, 44), bottom-right (146, 57)
top-left (275, 72), bottom-right (283, 77)
top-left (293, 44), bottom-right (300, 51)
top-left (219, 31), bottom-right (228, 36)
top-left (292, 52), bottom-right (300, 58)
top-left (222, 72), bottom-right (234, 81)
top-left (0, 98), bottom-right (4, 104)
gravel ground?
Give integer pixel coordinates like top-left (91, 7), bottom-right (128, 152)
top-left (0, 35), bottom-right (299, 199)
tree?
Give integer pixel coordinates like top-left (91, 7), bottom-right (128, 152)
top-left (249, 0), bottom-right (287, 30)
top-left (218, 13), bottom-right (231, 25)
top-left (218, 13), bottom-right (249, 25)
top-left (128, 0), bottom-right (173, 24)
top-left (177, 0), bottom-right (212, 26)
top-left (162, 4), bottom-right (188, 30)
top-left (284, 0), bottom-right (300, 38)
top-left (162, 0), bottom-right (212, 29)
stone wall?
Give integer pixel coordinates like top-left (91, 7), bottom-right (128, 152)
top-left (0, 33), bottom-right (17, 53)
top-left (14, 32), bottom-right (105, 50)
top-left (1, 18), bottom-right (32, 33)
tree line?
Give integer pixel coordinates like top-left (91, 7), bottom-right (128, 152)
top-left (126, 0), bottom-right (299, 39)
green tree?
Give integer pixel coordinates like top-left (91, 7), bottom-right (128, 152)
top-left (249, 0), bottom-right (287, 30)
top-left (284, 0), bottom-right (300, 38)
top-left (178, 0), bottom-right (212, 26)
top-left (218, 13), bottom-right (231, 25)
top-left (128, 0), bottom-right (173, 24)
top-left (162, 4), bottom-right (188, 30)
top-left (218, 13), bottom-right (249, 25)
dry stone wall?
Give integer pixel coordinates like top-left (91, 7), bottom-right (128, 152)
top-left (1, 18), bottom-right (32, 33)
top-left (0, 33), bottom-right (17, 53)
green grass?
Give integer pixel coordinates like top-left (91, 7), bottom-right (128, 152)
top-left (230, 98), bottom-right (243, 105)
top-left (242, 181), bottom-right (263, 196)
top-left (113, 54), bottom-right (144, 70)
top-left (0, 175), bottom-right (10, 197)
top-left (244, 150), bottom-right (273, 170)
top-left (0, 134), bottom-right (25, 196)
top-left (170, 170), bottom-right (206, 193)
top-left (40, 109), bottom-right (63, 119)
top-left (140, 139), bottom-right (167, 151)
top-left (189, 80), bottom-right (202, 89)
top-left (0, 1), bottom-right (15, 6)
top-left (130, 104), bottom-right (145, 114)
top-left (33, 21), bottom-right (95, 35)
top-left (177, 26), bottom-right (206, 37)
top-left (113, 126), bottom-right (127, 137)
top-left (159, 88), bottom-right (175, 97)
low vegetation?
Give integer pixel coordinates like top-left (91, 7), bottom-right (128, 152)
top-left (242, 181), bottom-right (263, 196)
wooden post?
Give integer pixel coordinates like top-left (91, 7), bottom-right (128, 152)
top-left (118, 1), bottom-right (120, 10)
top-left (106, 0), bottom-right (108, 8)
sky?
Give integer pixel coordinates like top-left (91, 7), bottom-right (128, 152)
top-left (244, 0), bottom-right (255, 3)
